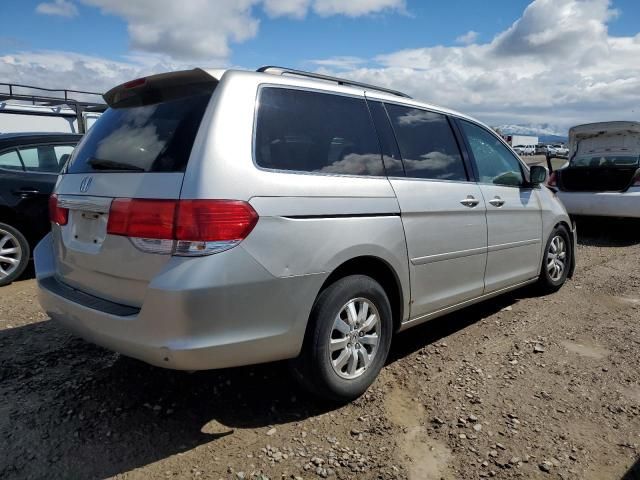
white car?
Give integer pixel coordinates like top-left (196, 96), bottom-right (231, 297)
top-left (548, 121), bottom-right (640, 218)
top-left (513, 144), bottom-right (535, 156)
top-left (552, 144), bottom-right (569, 158)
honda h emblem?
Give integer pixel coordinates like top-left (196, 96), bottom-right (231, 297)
top-left (79, 176), bottom-right (93, 193)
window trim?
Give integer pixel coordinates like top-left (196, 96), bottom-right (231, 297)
top-left (365, 99), bottom-right (405, 177)
top-left (13, 141), bottom-right (80, 175)
top-left (382, 102), bottom-right (472, 183)
top-left (251, 83), bottom-right (389, 180)
top-left (453, 117), bottom-right (532, 189)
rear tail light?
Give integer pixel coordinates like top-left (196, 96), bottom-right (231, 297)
top-left (547, 171), bottom-right (557, 187)
top-left (106, 199), bottom-right (258, 256)
top-left (49, 194), bottom-right (68, 226)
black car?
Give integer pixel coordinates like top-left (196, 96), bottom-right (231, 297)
top-left (0, 132), bottom-right (82, 285)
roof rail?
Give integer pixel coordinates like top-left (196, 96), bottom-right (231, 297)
top-left (256, 66), bottom-right (412, 99)
top-left (0, 82), bottom-right (107, 133)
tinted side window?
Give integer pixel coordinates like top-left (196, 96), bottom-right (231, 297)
top-left (460, 121), bottom-right (524, 186)
top-left (255, 88), bottom-right (384, 176)
top-left (18, 145), bottom-right (63, 173)
top-left (54, 145), bottom-right (75, 168)
top-left (385, 104), bottom-right (467, 181)
top-left (0, 150), bottom-right (23, 171)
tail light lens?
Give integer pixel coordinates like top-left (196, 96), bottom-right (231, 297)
top-left (547, 171), bottom-right (557, 187)
top-left (106, 199), bottom-right (258, 256)
top-left (49, 194), bottom-right (68, 226)
top-left (107, 199), bottom-right (176, 239)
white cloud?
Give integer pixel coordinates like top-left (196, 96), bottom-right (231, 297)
top-left (312, 0), bottom-right (405, 17)
top-left (80, 0), bottom-right (259, 60)
top-left (456, 30), bottom-right (478, 45)
top-left (263, 0), bottom-right (310, 18)
top-left (310, 56), bottom-right (367, 69)
top-left (72, 0), bottom-right (405, 61)
top-left (315, 0), bottom-right (640, 131)
top-left (36, 0), bottom-right (78, 18)
top-left (0, 51), bottom-right (184, 100)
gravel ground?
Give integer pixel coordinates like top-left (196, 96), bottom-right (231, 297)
top-left (1, 217), bottom-right (639, 480)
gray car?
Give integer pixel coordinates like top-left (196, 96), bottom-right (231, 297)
top-left (35, 67), bottom-right (576, 401)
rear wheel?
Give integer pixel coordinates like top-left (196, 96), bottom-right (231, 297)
top-left (536, 225), bottom-right (571, 293)
top-left (0, 222), bottom-right (30, 287)
top-left (290, 275), bottom-right (392, 402)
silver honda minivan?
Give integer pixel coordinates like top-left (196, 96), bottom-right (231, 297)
top-left (36, 67), bottom-right (575, 401)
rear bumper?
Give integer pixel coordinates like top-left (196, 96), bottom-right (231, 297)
top-left (35, 234), bottom-right (324, 370)
top-left (556, 188), bottom-right (640, 218)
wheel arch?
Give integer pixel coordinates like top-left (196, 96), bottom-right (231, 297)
top-left (316, 255), bottom-right (405, 333)
top-left (0, 206), bottom-right (21, 229)
top-left (0, 206), bottom-right (36, 247)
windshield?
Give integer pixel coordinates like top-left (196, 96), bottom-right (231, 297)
top-left (66, 93), bottom-right (211, 173)
top-left (570, 155), bottom-right (639, 168)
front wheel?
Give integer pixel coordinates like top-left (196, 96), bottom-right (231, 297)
top-left (290, 275), bottom-right (393, 402)
top-left (536, 225), bottom-right (572, 293)
top-left (0, 222), bottom-right (30, 287)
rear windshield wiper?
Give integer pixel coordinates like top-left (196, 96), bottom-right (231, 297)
top-left (87, 158), bottom-right (145, 172)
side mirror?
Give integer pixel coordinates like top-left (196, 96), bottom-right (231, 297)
top-left (529, 165), bottom-right (548, 185)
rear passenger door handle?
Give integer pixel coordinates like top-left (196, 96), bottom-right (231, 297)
top-left (460, 195), bottom-right (480, 208)
top-left (488, 197), bottom-right (505, 207)
top-left (12, 188), bottom-right (42, 198)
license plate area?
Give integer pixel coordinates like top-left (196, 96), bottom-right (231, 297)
top-left (57, 195), bottom-right (113, 254)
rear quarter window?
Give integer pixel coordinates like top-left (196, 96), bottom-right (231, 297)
top-left (254, 87), bottom-right (384, 176)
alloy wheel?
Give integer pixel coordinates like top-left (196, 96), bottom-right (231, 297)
top-left (329, 297), bottom-right (381, 380)
top-left (0, 229), bottom-right (22, 280)
top-left (546, 235), bottom-right (566, 282)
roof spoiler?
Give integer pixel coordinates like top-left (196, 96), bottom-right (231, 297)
top-left (104, 68), bottom-right (218, 108)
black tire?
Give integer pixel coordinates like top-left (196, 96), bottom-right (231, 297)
top-left (290, 275), bottom-right (393, 403)
top-left (0, 222), bottom-right (30, 287)
top-left (536, 224), bottom-right (572, 294)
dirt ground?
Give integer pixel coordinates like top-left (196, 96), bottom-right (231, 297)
top-left (1, 217), bottom-right (639, 480)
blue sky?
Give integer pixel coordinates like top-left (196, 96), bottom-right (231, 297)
top-left (2, 0), bottom-right (639, 67)
top-left (1, 0), bottom-right (639, 131)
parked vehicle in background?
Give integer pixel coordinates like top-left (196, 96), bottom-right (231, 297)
top-left (0, 132), bottom-right (81, 285)
top-left (36, 67), bottom-right (575, 401)
top-left (535, 144), bottom-right (547, 155)
top-left (548, 121), bottom-right (640, 218)
top-left (513, 144), bottom-right (535, 156)
top-left (0, 82), bottom-right (105, 134)
top-left (552, 144), bottom-right (569, 158)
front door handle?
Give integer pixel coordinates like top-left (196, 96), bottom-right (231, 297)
top-left (489, 196), bottom-right (505, 207)
top-left (460, 195), bottom-right (480, 208)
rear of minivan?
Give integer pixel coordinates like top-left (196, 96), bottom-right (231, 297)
top-left (35, 68), bottom-right (324, 370)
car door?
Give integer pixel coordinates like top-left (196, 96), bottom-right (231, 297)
top-left (0, 148), bottom-right (28, 219)
top-left (370, 100), bottom-right (488, 318)
top-left (14, 144), bottom-right (75, 241)
top-left (457, 119), bottom-right (543, 293)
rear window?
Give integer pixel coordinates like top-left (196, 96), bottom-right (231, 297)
top-left (254, 87), bottom-right (384, 176)
top-left (66, 93), bottom-right (210, 173)
top-left (571, 155), bottom-right (640, 168)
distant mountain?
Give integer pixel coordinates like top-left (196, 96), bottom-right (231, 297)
top-left (494, 124), bottom-right (568, 144)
